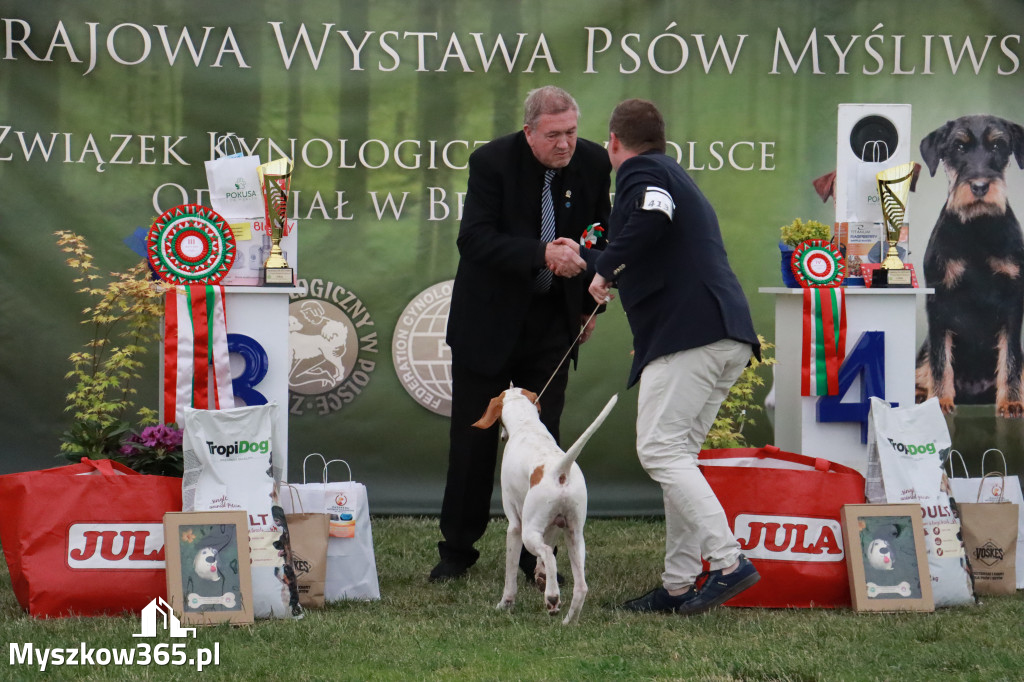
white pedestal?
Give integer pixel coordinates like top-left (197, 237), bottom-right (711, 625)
top-left (760, 286), bottom-right (931, 474)
top-left (161, 286), bottom-right (304, 472)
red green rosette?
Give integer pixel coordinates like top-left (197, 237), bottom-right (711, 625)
top-left (147, 204), bottom-right (236, 285)
top-left (791, 239), bottom-right (845, 288)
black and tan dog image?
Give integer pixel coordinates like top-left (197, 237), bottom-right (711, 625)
top-left (916, 114), bottom-right (1024, 417)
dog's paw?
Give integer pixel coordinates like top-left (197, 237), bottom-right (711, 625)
top-left (939, 398), bottom-right (956, 415)
top-left (996, 400), bottom-right (1024, 419)
top-left (496, 597), bottom-right (515, 611)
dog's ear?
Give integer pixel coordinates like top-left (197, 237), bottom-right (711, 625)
top-left (471, 395), bottom-right (504, 429)
top-left (1009, 120), bottom-right (1024, 170)
top-left (920, 121), bottom-right (953, 176)
top-left (520, 388), bottom-right (541, 413)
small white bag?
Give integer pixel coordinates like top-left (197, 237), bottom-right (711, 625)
top-left (204, 134), bottom-right (264, 220)
top-left (948, 449), bottom-right (1024, 589)
top-left (280, 454), bottom-right (381, 601)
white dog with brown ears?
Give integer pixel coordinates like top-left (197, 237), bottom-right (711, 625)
top-left (472, 386), bottom-right (617, 624)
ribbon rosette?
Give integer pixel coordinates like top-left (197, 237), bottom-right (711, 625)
top-left (146, 204), bottom-right (236, 285)
top-left (791, 239), bottom-right (847, 396)
top-left (579, 222), bottom-right (605, 249)
top-left (790, 239), bottom-right (845, 288)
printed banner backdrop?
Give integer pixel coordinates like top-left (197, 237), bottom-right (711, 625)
top-left (2, 1), bottom-right (1024, 514)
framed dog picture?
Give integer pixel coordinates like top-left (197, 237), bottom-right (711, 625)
top-left (840, 504), bottom-right (934, 613)
top-left (163, 511), bottom-right (254, 626)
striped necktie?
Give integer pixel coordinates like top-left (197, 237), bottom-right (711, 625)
top-left (534, 169), bottom-right (556, 292)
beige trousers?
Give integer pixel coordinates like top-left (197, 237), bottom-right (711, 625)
top-left (636, 338), bottom-right (753, 591)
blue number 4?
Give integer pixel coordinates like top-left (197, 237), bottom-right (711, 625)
top-left (816, 331), bottom-right (896, 443)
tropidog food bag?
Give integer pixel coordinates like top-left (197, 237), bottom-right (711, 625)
top-left (182, 404), bottom-right (304, 619)
top-left (867, 397), bottom-right (975, 607)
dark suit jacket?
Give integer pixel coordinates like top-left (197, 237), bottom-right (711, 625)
top-left (588, 151), bottom-right (759, 388)
top-left (447, 131), bottom-right (611, 376)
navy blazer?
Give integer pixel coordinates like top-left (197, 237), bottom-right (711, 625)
top-left (447, 131), bottom-right (612, 376)
top-left (590, 151), bottom-right (759, 387)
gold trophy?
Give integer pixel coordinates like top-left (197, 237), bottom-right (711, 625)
top-left (257, 157), bottom-right (294, 286)
top-left (873, 162), bottom-right (915, 288)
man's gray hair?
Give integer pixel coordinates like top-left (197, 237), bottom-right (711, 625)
top-left (523, 86), bottom-right (579, 129)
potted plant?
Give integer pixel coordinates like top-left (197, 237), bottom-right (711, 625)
top-left (778, 218), bottom-right (832, 287)
top-left (55, 230), bottom-right (183, 476)
top-left (703, 336), bottom-right (777, 449)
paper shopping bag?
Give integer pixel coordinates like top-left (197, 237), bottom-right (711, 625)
top-left (204, 134), bottom-right (263, 220)
top-left (0, 458), bottom-right (182, 618)
top-left (698, 446), bottom-right (866, 608)
top-left (948, 449), bottom-right (1024, 589)
top-left (958, 498), bottom-right (1018, 595)
top-left (281, 484), bottom-right (329, 609)
top-left (280, 454), bottom-right (380, 601)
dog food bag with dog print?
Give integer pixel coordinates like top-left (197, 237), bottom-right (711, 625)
top-left (867, 397), bottom-right (975, 607)
top-left (182, 404), bottom-right (304, 620)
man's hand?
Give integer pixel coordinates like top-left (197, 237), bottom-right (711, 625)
top-left (545, 238), bottom-right (586, 277)
top-left (578, 313), bottom-right (597, 344)
top-left (589, 273), bottom-right (614, 305)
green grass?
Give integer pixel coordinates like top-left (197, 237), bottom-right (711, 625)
top-left (2, 516), bottom-right (1023, 681)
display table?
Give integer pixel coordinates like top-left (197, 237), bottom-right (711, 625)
top-left (759, 286), bottom-right (932, 474)
top-left (161, 285), bottom-right (305, 471)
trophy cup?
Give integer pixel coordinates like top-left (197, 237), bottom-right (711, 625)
top-left (873, 162), bottom-right (915, 288)
top-left (257, 157), bottom-right (294, 286)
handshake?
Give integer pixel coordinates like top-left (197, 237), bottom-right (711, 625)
top-left (544, 237), bottom-right (587, 278)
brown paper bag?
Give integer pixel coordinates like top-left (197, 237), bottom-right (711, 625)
top-left (281, 484), bottom-right (330, 609)
top-left (958, 474), bottom-right (1018, 596)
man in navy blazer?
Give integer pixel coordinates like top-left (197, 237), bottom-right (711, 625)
top-left (431, 86), bottom-right (611, 582)
top-left (586, 99), bottom-right (761, 614)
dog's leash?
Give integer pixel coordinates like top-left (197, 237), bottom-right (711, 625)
top-left (533, 298), bottom-right (608, 405)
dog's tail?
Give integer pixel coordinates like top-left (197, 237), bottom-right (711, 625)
top-left (555, 394), bottom-right (618, 477)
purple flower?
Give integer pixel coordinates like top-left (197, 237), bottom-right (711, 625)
top-left (138, 424), bottom-right (183, 449)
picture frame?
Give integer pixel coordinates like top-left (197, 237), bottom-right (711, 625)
top-left (840, 503), bottom-right (934, 612)
top-left (163, 511), bottom-right (254, 626)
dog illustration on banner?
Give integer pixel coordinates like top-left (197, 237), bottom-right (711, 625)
top-left (915, 114), bottom-right (1024, 417)
top-left (289, 300), bottom-right (352, 389)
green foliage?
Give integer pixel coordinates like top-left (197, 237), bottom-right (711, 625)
top-left (779, 217), bottom-right (832, 247)
top-left (55, 231), bottom-right (170, 466)
top-left (703, 335), bottom-right (777, 450)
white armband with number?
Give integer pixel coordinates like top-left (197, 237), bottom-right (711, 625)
top-left (641, 187), bottom-right (675, 219)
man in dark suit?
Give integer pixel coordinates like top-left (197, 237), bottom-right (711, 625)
top-left (585, 99), bottom-right (761, 614)
top-left (430, 86), bottom-right (611, 582)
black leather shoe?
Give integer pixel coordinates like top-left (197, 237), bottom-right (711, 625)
top-left (677, 555), bottom-right (760, 615)
top-left (620, 586), bottom-right (698, 613)
top-left (428, 559), bottom-right (470, 583)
